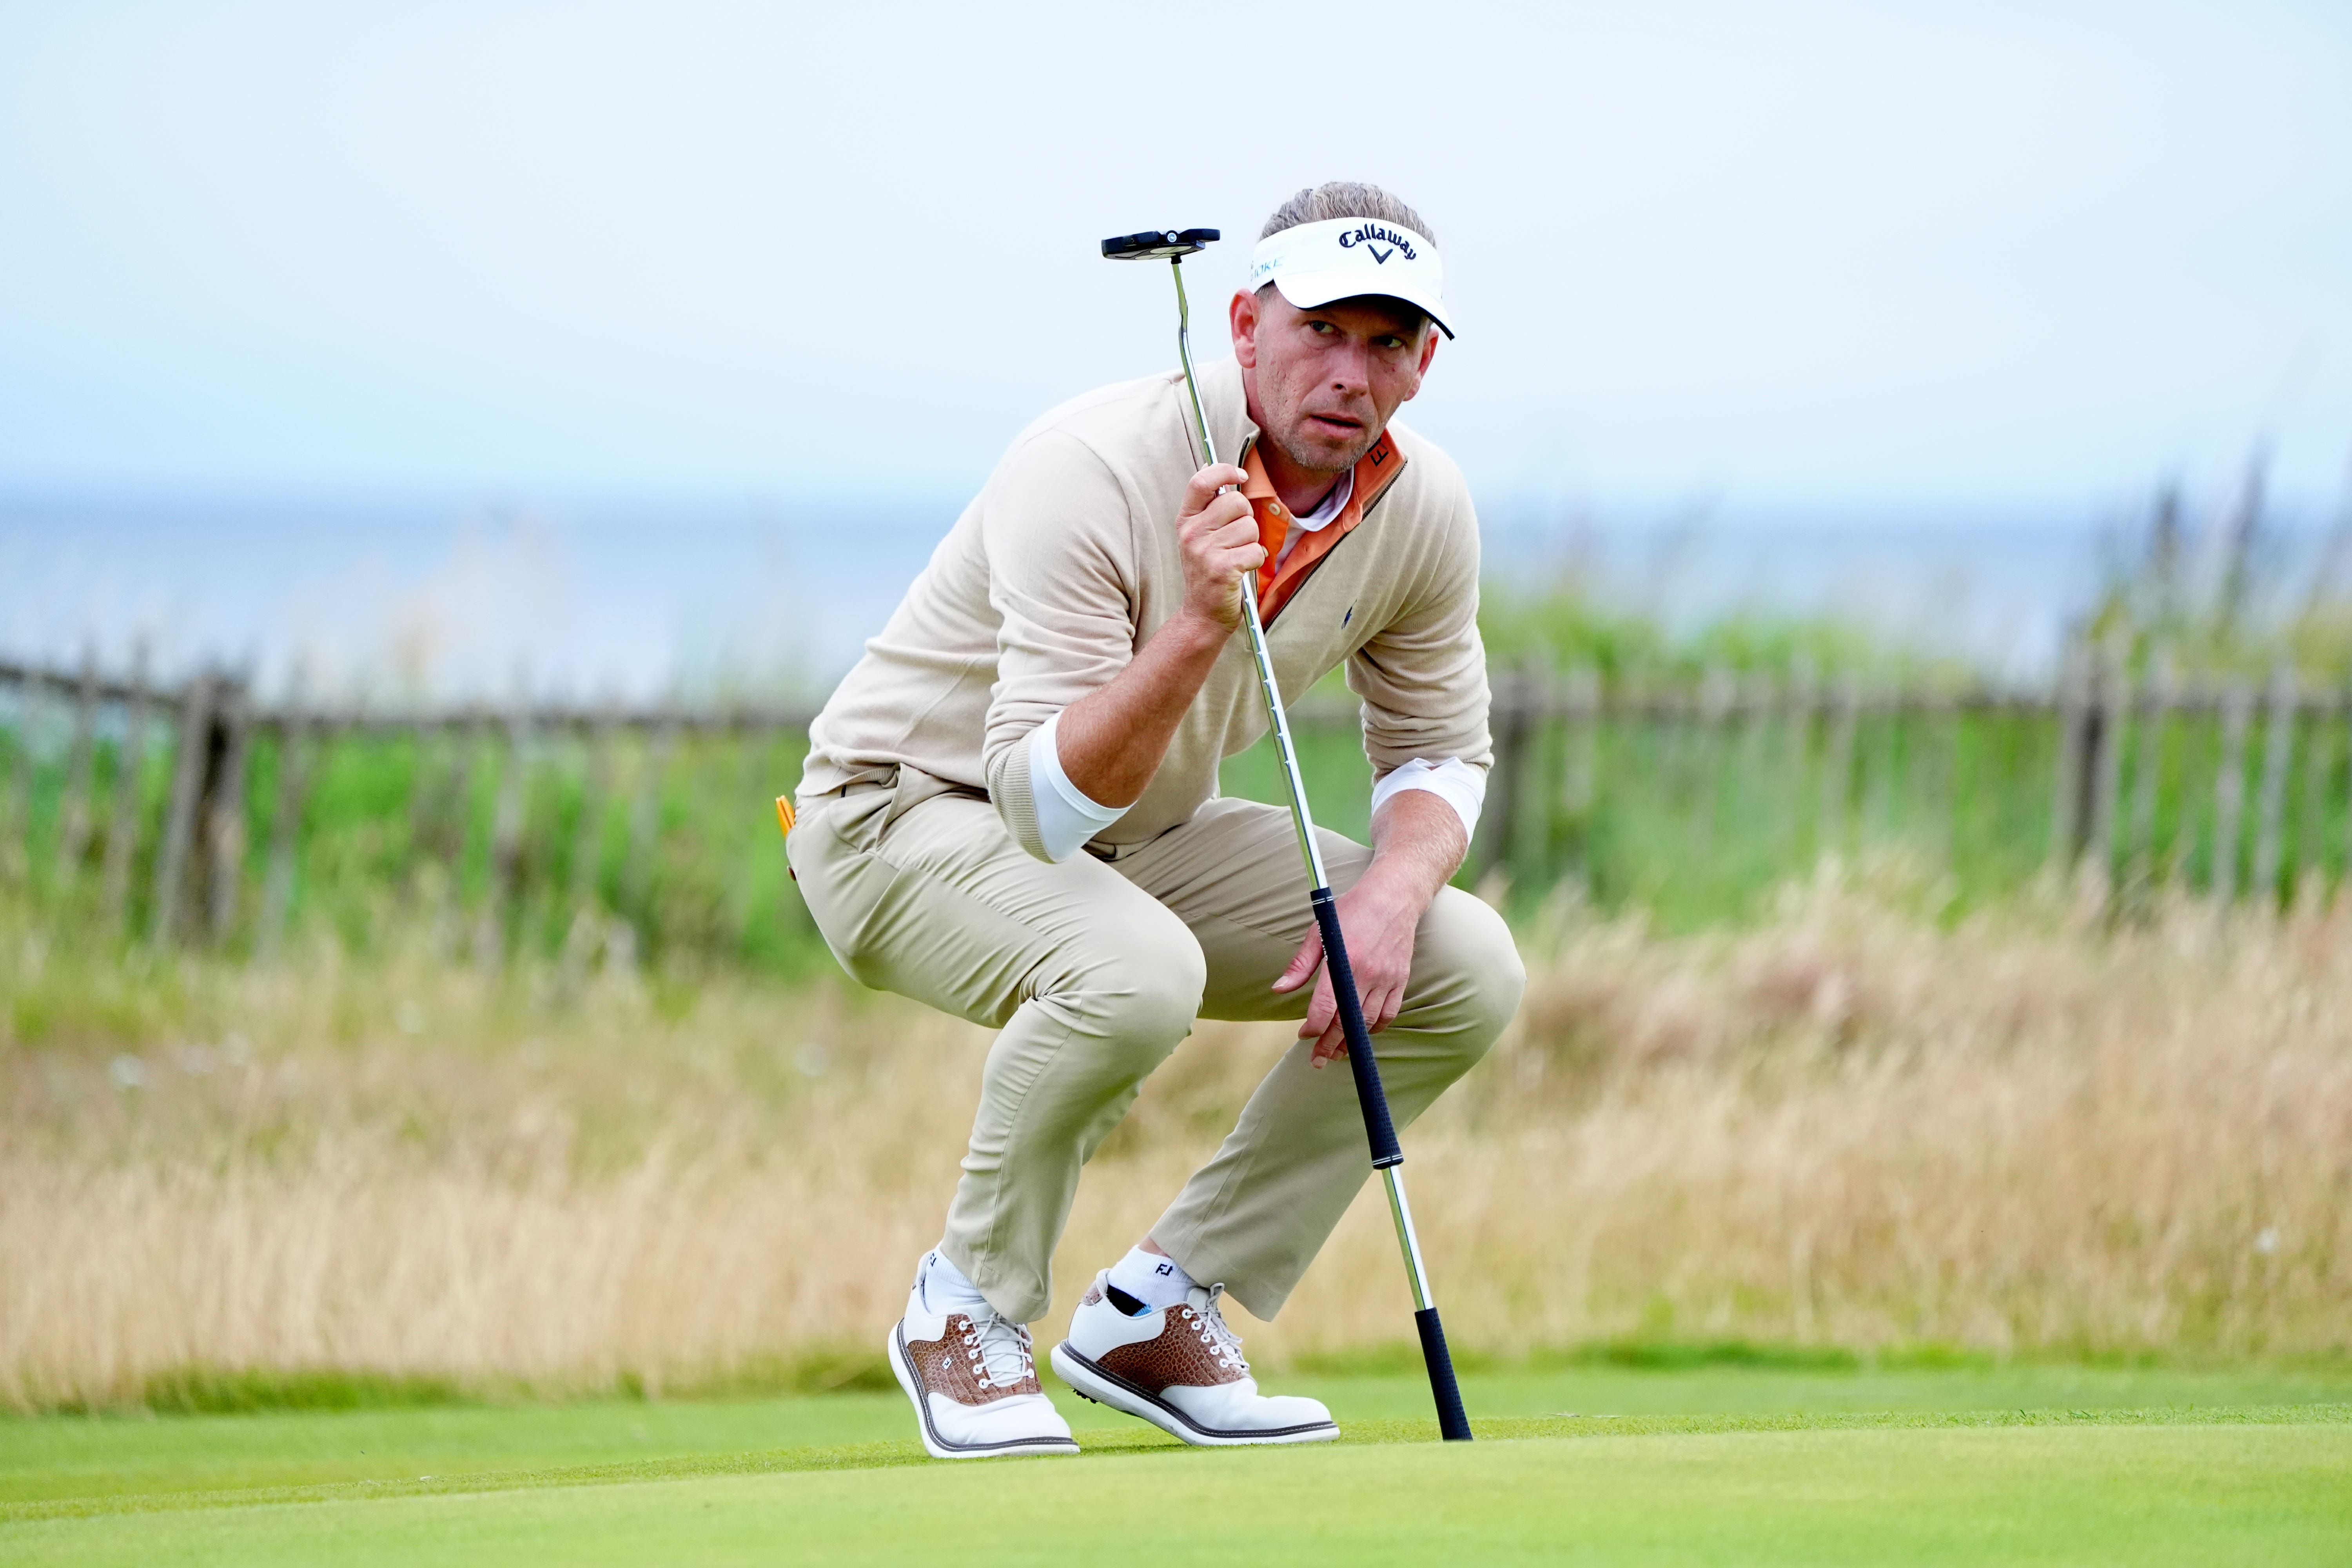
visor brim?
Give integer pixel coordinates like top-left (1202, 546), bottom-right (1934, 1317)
top-left (1272, 272), bottom-right (1455, 339)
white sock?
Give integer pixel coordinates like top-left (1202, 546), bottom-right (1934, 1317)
top-left (920, 1248), bottom-right (991, 1314)
top-left (1106, 1245), bottom-right (1195, 1311)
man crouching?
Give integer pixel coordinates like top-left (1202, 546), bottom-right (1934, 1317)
top-left (787, 181), bottom-right (1523, 1457)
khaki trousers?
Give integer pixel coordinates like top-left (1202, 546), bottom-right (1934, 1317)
top-left (788, 771), bottom-right (1524, 1323)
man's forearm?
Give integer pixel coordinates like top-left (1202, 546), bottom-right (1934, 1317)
top-left (1357, 788), bottom-right (1468, 911)
top-left (1054, 609), bottom-right (1231, 808)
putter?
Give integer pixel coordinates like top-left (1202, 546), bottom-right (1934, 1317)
top-left (1101, 227), bottom-right (1473, 1443)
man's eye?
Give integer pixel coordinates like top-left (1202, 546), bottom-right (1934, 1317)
top-left (1307, 320), bottom-right (1334, 334)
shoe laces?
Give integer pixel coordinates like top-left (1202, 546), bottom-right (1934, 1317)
top-left (1176, 1285), bottom-right (1250, 1376)
top-left (957, 1310), bottom-right (1036, 1390)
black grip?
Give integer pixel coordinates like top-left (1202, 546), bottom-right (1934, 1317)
top-left (1416, 1307), bottom-right (1474, 1441)
top-left (1310, 886), bottom-right (1403, 1168)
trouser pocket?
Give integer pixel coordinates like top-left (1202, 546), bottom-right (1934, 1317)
top-left (789, 781), bottom-right (899, 977)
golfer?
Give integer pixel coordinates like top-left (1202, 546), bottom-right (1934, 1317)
top-left (788, 182), bottom-right (1523, 1458)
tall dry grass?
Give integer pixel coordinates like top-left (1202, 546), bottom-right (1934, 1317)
top-left (4, 864), bottom-right (2348, 1412)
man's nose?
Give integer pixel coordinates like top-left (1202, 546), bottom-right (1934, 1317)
top-left (1328, 343), bottom-right (1372, 394)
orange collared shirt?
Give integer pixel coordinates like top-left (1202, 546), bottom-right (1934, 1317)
top-left (1242, 428), bottom-right (1403, 624)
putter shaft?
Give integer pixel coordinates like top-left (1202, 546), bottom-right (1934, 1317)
top-left (1167, 252), bottom-right (1472, 1443)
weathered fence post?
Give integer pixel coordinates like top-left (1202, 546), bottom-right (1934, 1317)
top-left (2251, 662), bottom-right (2298, 906)
top-left (55, 648), bottom-right (100, 887)
top-left (2048, 639), bottom-right (2091, 873)
top-left (1784, 658), bottom-right (1817, 861)
top-left (1942, 680), bottom-right (1975, 870)
top-left (1861, 675), bottom-right (1902, 844)
top-left (2211, 676), bottom-right (2254, 902)
top-left (100, 646), bottom-right (151, 931)
top-left (1512, 660), bottom-right (1550, 877)
top-left (1561, 666), bottom-right (1599, 820)
top-left (1556, 665), bottom-right (1599, 886)
top-left (727, 711), bottom-right (777, 949)
top-left (475, 701), bottom-right (533, 970)
top-left (2083, 638), bottom-right (2131, 895)
top-left (1486, 658), bottom-right (1543, 884)
top-left (258, 686), bottom-right (316, 959)
top-left (1819, 673), bottom-right (1860, 858)
top-left (1477, 664), bottom-right (1535, 883)
top-left (2300, 679), bottom-right (2340, 897)
top-left (2126, 650), bottom-right (2174, 892)
top-left (624, 714), bottom-right (677, 933)
top-left (152, 672), bottom-right (217, 945)
top-left (1693, 665), bottom-right (1734, 859)
top-left (571, 708), bottom-right (615, 912)
top-left (205, 681), bottom-right (253, 942)
top-left (429, 713), bottom-right (486, 953)
top-left (1915, 680), bottom-right (1957, 867)
top-left (0, 667), bottom-right (37, 886)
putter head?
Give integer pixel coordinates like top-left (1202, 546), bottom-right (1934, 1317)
top-left (1102, 228), bottom-right (1219, 260)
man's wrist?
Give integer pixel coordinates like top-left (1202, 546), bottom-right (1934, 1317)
top-left (1352, 852), bottom-right (1443, 922)
top-left (1161, 606), bottom-right (1239, 655)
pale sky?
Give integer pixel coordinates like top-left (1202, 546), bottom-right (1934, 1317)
top-left (3, 0), bottom-right (2348, 514)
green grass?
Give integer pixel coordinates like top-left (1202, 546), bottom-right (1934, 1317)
top-left (6, 1365), bottom-right (2347, 1563)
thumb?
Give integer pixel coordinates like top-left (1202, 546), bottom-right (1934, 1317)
top-left (1271, 925), bottom-right (1324, 993)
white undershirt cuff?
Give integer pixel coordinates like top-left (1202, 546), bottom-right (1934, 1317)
top-left (1029, 711), bottom-right (1130, 862)
top-left (1370, 756), bottom-right (1485, 843)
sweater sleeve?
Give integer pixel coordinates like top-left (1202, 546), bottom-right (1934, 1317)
top-left (979, 431), bottom-right (1141, 860)
top-left (1347, 486), bottom-right (1493, 782)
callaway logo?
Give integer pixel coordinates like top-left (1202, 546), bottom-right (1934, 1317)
top-left (1336, 223), bottom-right (1418, 264)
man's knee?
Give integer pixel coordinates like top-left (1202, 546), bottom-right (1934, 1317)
top-left (1105, 938), bottom-right (1209, 1051)
top-left (1050, 922), bottom-right (1208, 1063)
top-left (1408, 887), bottom-right (1525, 1064)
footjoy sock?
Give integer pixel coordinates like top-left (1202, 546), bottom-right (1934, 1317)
top-left (921, 1248), bottom-right (992, 1314)
top-left (1106, 1246), bottom-right (1195, 1312)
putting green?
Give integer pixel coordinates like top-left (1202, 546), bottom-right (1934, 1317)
top-left (3, 1418), bottom-right (2345, 1567)
top-left (4, 1367), bottom-right (2347, 1564)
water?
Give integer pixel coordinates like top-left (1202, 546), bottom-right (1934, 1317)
top-left (3, 488), bottom-right (2332, 699)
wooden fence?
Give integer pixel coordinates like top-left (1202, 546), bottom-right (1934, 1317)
top-left (0, 655), bottom-right (818, 967)
top-left (2, 644), bottom-right (2347, 967)
top-left (1465, 647), bottom-right (2352, 920)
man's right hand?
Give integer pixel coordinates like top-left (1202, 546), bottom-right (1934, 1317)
top-left (1053, 464), bottom-right (1259, 813)
top-left (1176, 464), bottom-right (1261, 630)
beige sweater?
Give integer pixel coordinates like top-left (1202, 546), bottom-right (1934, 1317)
top-left (800, 356), bottom-right (1492, 861)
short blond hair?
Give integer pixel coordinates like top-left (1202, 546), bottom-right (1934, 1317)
top-left (1260, 182), bottom-right (1436, 244)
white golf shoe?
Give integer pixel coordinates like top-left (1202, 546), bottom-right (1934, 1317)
top-left (1050, 1272), bottom-right (1339, 1446)
top-left (886, 1252), bottom-right (1078, 1460)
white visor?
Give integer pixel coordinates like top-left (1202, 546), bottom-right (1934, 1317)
top-left (1246, 216), bottom-right (1452, 339)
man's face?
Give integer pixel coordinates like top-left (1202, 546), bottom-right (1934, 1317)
top-left (1231, 286), bottom-right (1439, 478)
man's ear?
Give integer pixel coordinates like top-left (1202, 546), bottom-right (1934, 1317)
top-left (1230, 287), bottom-right (1261, 370)
top-left (1394, 318), bottom-right (1439, 404)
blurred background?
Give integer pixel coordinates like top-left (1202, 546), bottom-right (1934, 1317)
top-left (4, 2), bottom-right (2350, 1413)
top-left (6, 0), bottom-right (2348, 695)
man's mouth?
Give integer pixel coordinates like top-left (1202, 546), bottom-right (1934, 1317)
top-left (1305, 414), bottom-right (1363, 436)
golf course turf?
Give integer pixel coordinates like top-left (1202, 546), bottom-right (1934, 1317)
top-left (7, 1364), bottom-right (2347, 1564)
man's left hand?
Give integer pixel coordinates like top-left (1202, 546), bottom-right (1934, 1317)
top-left (1272, 869), bottom-right (1424, 1066)
top-left (1270, 789), bottom-right (1468, 1066)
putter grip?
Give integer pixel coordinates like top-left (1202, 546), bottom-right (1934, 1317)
top-left (1416, 1307), bottom-right (1474, 1441)
top-left (1309, 887), bottom-right (1403, 1167)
